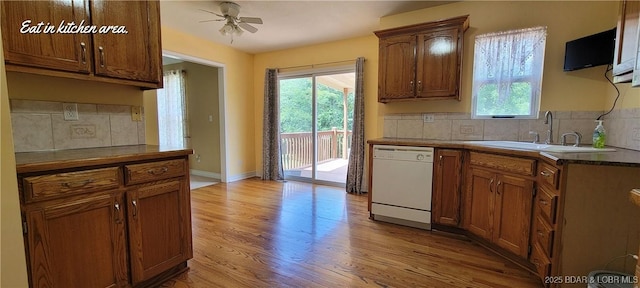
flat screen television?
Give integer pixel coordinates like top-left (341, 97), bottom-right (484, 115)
top-left (563, 28), bottom-right (616, 71)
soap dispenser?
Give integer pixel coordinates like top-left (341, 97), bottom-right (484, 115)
top-left (592, 120), bottom-right (606, 148)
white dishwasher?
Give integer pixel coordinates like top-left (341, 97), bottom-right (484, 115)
top-left (371, 145), bottom-right (434, 230)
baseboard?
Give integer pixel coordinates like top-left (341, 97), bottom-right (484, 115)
top-left (190, 169), bottom-right (221, 179)
top-left (227, 171), bottom-right (258, 182)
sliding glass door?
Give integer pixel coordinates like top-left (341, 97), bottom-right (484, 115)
top-left (279, 70), bottom-right (354, 186)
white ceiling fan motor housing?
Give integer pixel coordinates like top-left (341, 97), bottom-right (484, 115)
top-left (220, 2), bottom-right (241, 18)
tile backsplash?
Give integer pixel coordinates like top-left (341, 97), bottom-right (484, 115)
top-left (384, 108), bottom-right (640, 151)
top-left (11, 99), bottom-right (145, 152)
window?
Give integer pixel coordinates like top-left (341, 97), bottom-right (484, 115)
top-left (471, 27), bottom-right (547, 119)
top-left (157, 70), bottom-right (189, 148)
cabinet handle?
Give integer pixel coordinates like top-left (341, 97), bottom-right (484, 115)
top-left (98, 46), bottom-right (105, 67)
top-left (409, 80), bottom-right (414, 92)
top-left (489, 178), bottom-right (494, 193)
top-left (114, 202), bottom-right (122, 223)
top-left (417, 80), bottom-right (422, 92)
top-left (539, 199), bottom-right (548, 206)
top-left (147, 167), bottom-right (169, 175)
top-left (80, 42), bottom-right (86, 64)
top-left (496, 181), bottom-right (502, 195)
top-left (540, 170), bottom-right (551, 177)
top-left (132, 200), bottom-right (138, 218)
top-left (537, 230), bottom-right (544, 237)
top-left (61, 178), bottom-right (94, 189)
top-left (439, 155), bottom-right (443, 166)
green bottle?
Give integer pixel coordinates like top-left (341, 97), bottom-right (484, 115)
top-left (592, 120), bottom-right (606, 148)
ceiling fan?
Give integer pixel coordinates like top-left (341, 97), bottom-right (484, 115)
top-left (199, 1), bottom-right (263, 41)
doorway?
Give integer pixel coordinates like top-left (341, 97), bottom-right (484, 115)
top-left (159, 52), bottom-right (228, 183)
top-left (279, 69), bottom-right (355, 186)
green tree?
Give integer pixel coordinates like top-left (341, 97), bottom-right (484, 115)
top-left (279, 77), bottom-right (354, 133)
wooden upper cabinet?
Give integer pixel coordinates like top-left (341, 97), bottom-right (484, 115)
top-left (378, 35), bottom-right (416, 100)
top-left (375, 15), bottom-right (469, 103)
top-left (1, 0), bottom-right (162, 88)
top-left (1, 0), bottom-right (92, 73)
top-left (613, 0), bottom-right (640, 82)
top-left (416, 27), bottom-right (461, 99)
top-left (90, 0), bottom-right (162, 84)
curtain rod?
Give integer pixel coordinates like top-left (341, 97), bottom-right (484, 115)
top-left (277, 59), bottom-right (360, 72)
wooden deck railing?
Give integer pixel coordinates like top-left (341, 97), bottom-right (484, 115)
top-left (281, 129), bottom-right (352, 170)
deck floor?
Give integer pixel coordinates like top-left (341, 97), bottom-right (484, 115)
top-left (286, 158), bottom-right (349, 184)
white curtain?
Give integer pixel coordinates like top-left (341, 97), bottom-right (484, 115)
top-left (473, 26), bottom-right (546, 112)
top-left (157, 70), bottom-right (189, 148)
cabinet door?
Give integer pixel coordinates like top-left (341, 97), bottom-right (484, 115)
top-left (416, 27), bottom-right (461, 99)
top-left (127, 179), bottom-right (193, 284)
top-left (1, 0), bottom-right (91, 73)
top-left (613, 0), bottom-right (640, 76)
top-left (90, 0), bottom-right (162, 84)
top-left (378, 35), bottom-right (416, 102)
top-left (492, 174), bottom-right (534, 258)
top-left (466, 167), bottom-right (494, 240)
top-left (433, 149), bottom-right (463, 226)
top-left (24, 192), bottom-right (128, 288)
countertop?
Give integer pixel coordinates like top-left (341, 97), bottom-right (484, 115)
top-left (15, 145), bottom-right (193, 174)
top-left (368, 138), bottom-right (640, 167)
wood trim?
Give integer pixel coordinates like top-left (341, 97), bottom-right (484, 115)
top-left (469, 152), bottom-right (536, 177)
top-left (374, 15), bottom-right (469, 38)
top-left (5, 64), bottom-right (161, 89)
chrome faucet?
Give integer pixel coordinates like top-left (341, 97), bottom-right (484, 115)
top-left (543, 111), bottom-right (553, 144)
top-left (561, 132), bottom-right (582, 147)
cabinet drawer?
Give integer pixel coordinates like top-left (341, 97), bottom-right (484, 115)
top-left (533, 215), bottom-right (554, 257)
top-left (23, 167), bottom-right (120, 203)
top-left (537, 187), bottom-right (558, 224)
top-left (538, 162), bottom-right (560, 190)
top-left (469, 152), bottom-right (535, 176)
top-left (125, 159), bottom-right (186, 185)
top-left (530, 244), bottom-right (551, 281)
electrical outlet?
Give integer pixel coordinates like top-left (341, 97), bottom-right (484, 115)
top-left (423, 114), bottom-right (435, 123)
top-left (63, 103), bottom-right (78, 121)
top-left (131, 106), bottom-right (142, 121)
top-left (460, 125), bottom-right (474, 134)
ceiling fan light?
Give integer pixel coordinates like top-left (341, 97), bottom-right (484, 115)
top-left (219, 23), bottom-right (234, 36)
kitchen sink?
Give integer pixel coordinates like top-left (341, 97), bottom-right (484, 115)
top-left (467, 141), bottom-right (616, 153)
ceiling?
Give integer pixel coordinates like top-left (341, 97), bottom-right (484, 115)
top-left (160, 1), bottom-right (454, 54)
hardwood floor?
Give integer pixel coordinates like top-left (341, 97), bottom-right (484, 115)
top-left (161, 178), bottom-right (543, 288)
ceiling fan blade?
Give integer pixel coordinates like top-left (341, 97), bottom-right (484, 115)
top-left (239, 17), bottom-right (263, 25)
top-left (197, 9), bottom-right (224, 18)
top-left (238, 22), bottom-right (258, 33)
top-left (199, 19), bottom-right (226, 23)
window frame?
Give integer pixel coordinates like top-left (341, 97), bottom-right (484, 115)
top-left (471, 27), bottom-right (546, 120)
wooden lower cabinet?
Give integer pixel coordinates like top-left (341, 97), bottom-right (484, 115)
top-left (466, 167), bottom-right (534, 258)
top-left (432, 149), bottom-right (463, 226)
top-left (18, 154), bottom-right (192, 288)
top-left (127, 179), bottom-right (192, 284)
top-left (466, 167), bottom-right (494, 239)
top-left (492, 174), bottom-right (533, 258)
top-left (24, 191), bottom-right (128, 288)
